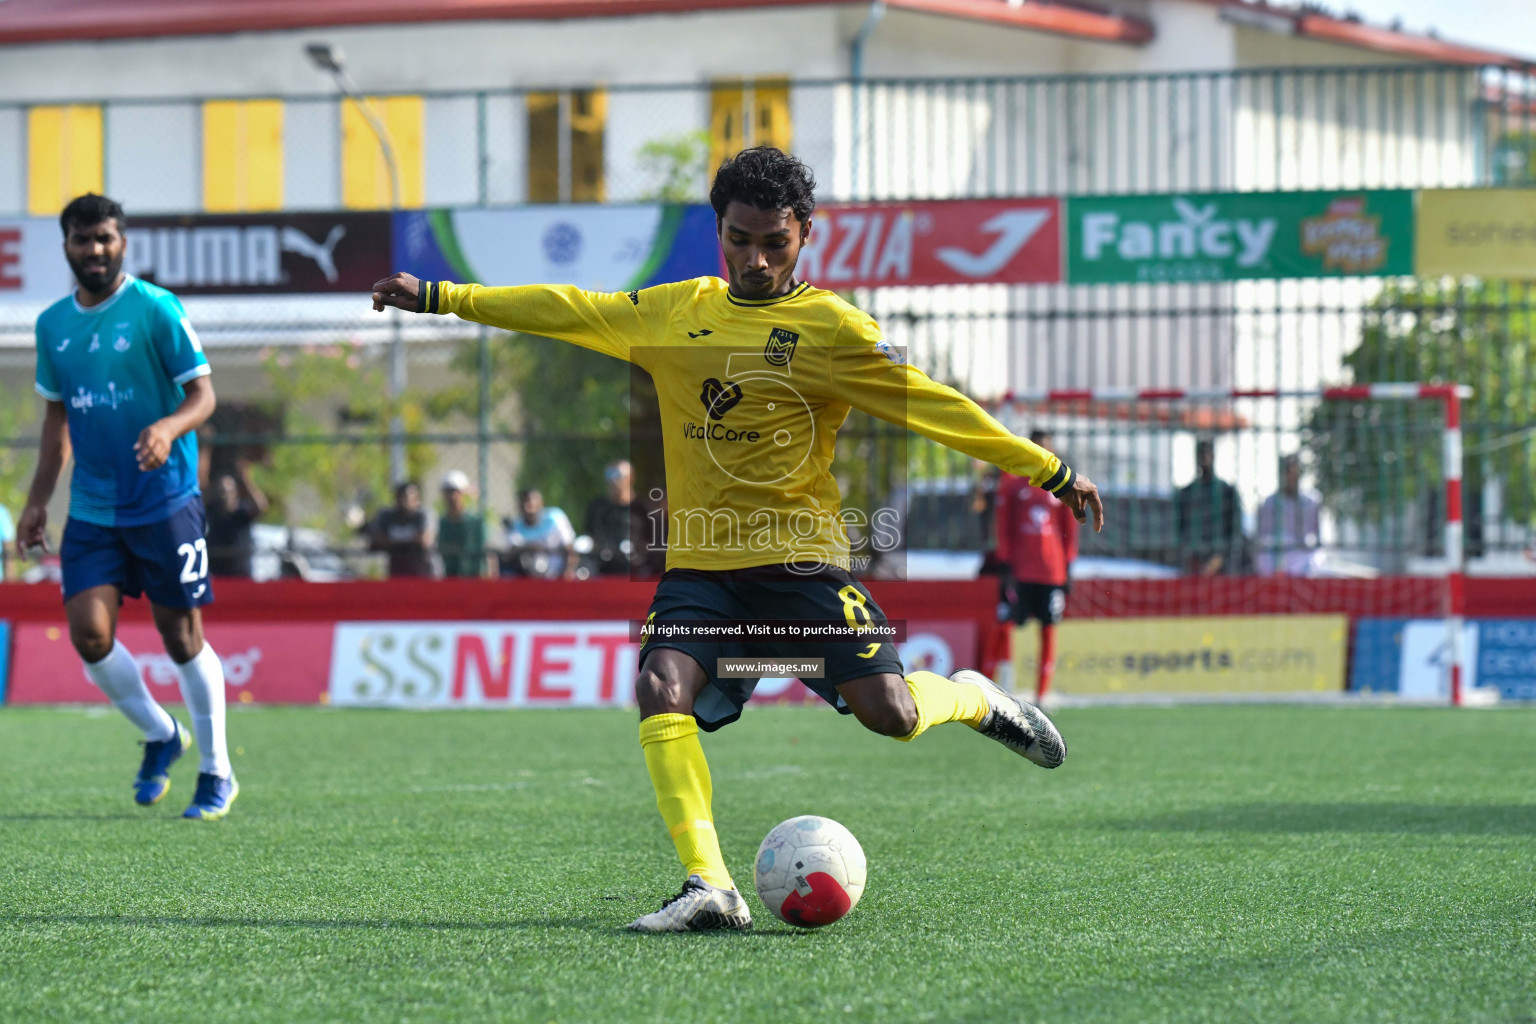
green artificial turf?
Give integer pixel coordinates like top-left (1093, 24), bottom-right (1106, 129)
top-left (0, 704), bottom-right (1532, 1024)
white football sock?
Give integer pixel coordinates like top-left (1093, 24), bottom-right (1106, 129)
top-left (175, 643), bottom-right (231, 778)
top-left (84, 640), bottom-right (177, 742)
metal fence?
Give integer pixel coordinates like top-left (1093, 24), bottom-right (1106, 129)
top-left (3, 64), bottom-right (1534, 213)
top-left (3, 64), bottom-right (1536, 577)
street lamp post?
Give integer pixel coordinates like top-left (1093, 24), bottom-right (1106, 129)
top-left (306, 43), bottom-right (408, 486)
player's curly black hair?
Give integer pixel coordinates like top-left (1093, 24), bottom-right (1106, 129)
top-left (709, 147), bottom-right (817, 226)
top-left (59, 193), bottom-right (126, 236)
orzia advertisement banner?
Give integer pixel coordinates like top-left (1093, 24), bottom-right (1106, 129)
top-left (6, 622), bottom-right (333, 703)
top-left (796, 199), bottom-right (1061, 289)
top-left (1066, 190), bottom-right (1415, 283)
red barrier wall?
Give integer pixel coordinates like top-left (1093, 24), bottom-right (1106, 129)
top-left (1, 576), bottom-right (1531, 635)
top-left (0, 577), bottom-right (1003, 625)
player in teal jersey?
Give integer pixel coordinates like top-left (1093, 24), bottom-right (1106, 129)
top-left (15, 194), bottom-right (238, 820)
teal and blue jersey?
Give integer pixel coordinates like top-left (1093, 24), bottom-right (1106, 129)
top-left (34, 275), bottom-right (210, 527)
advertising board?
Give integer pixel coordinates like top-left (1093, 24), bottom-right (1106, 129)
top-left (1416, 188), bottom-right (1536, 280)
top-left (1012, 615), bottom-right (1349, 695)
top-left (798, 199), bottom-right (1061, 289)
top-left (1066, 191), bottom-right (1414, 283)
top-left (328, 619), bottom-right (977, 708)
top-left (1351, 618), bottom-right (1532, 700)
top-left (6, 622), bottom-right (333, 703)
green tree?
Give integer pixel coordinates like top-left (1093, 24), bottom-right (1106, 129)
top-left (1305, 279), bottom-right (1536, 539)
top-left (0, 384), bottom-right (41, 520)
top-left (636, 131), bottom-right (712, 203)
top-left (431, 330), bottom-right (630, 518)
top-left (251, 345), bottom-right (436, 533)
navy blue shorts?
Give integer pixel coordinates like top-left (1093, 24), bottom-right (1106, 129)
top-left (61, 497), bottom-right (215, 609)
top-left (640, 565), bottom-right (905, 732)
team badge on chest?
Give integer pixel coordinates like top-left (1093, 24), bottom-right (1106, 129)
top-left (764, 327), bottom-right (799, 366)
top-left (113, 322), bottom-right (132, 352)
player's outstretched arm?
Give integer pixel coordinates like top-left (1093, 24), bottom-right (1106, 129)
top-left (16, 400), bottom-right (69, 557)
top-left (372, 272), bottom-right (658, 364)
top-left (832, 320), bottom-right (1105, 531)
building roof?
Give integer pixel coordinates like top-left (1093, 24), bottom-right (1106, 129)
top-left (1192, 0), bottom-right (1532, 68)
top-left (0, 0), bottom-right (1526, 66)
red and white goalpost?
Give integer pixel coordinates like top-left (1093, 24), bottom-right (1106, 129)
top-left (992, 384), bottom-right (1471, 705)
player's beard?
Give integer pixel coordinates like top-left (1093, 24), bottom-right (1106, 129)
top-left (736, 260), bottom-right (797, 300)
top-left (68, 248), bottom-right (124, 296)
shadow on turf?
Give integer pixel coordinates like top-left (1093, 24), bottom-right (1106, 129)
top-left (0, 913), bottom-right (809, 937)
top-left (0, 814), bottom-right (144, 822)
top-left (0, 914), bottom-right (610, 932)
top-left (1107, 802), bottom-right (1536, 835)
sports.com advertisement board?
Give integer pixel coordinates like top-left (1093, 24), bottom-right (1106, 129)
top-left (1012, 615), bottom-right (1349, 695)
top-left (1065, 190), bottom-right (1415, 283)
top-left (6, 622), bottom-right (333, 703)
top-left (797, 199), bottom-right (1061, 289)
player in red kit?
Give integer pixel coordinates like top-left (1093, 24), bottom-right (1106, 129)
top-left (994, 430), bottom-right (1080, 701)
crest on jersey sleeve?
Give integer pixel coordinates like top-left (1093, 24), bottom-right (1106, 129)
top-left (764, 327), bottom-right (799, 367)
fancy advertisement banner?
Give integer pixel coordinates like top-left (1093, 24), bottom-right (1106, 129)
top-left (1066, 191), bottom-right (1414, 283)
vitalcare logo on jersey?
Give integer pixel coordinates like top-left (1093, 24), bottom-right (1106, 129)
top-left (123, 213), bottom-right (392, 294)
top-left (685, 377), bottom-right (761, 443)
top-left (797, 199), bottom-right (1061, 288)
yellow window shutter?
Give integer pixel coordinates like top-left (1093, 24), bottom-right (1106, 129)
top-left (203, 100), bottom-right (285, 212)
top-left (28, 104), bottom-right (103, 215)
top-left (341, 95), bottom-right (423, 209)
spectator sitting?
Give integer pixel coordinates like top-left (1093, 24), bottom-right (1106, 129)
top-left (503, 487), bottom-right (576, 580)
top-left (1175, 438), bottom-right (1244, 576)
top-left (367, 480), bottom-right (436, 578)
top-left (1256, 453), bottom-right (1323, 576)
top-left (205, 458), bottom-right (268, 578)
top-left (436, 470), bottom-right (489, 578)
top-left (585, 460), bottom-right (639, 576)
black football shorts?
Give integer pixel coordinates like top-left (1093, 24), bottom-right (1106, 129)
top-left (1004, 581), bottom-right (1068, 627)
top-left (640, 565), bottom-right (906, 731)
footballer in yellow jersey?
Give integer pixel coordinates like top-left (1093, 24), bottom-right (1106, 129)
top-left (373, 147), bottom-right (1104, 932)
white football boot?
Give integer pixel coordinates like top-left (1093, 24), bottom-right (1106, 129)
top-left (952, 669), bottom-right (1068, 769)
top-left (628, 875), bottom-right (753, 933)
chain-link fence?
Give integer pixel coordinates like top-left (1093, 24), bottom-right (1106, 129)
top-left (3, 65), bottom-right (1533, 214)
top-left (3, 65), bottom-right (1536, 580)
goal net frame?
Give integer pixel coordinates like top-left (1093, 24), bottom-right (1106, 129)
top-left (994, 383), bottom-right (1471, 706)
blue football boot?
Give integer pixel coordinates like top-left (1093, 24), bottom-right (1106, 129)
top-left (182, 772), bottom-right (239, 821)
top-left (134, 721), bottom-right (191, 806)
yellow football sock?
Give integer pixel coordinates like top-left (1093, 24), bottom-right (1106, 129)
top-left (896, 670), bottom-right (991, 742)
top-left (638, 713), bottom-right (733, 889)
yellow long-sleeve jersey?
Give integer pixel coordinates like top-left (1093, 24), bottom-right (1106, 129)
top-left (427, 276), bottom-right (1073, 572)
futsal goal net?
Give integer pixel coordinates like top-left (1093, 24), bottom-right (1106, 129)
top-left (985, 385), bottom-right (1474, 705)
